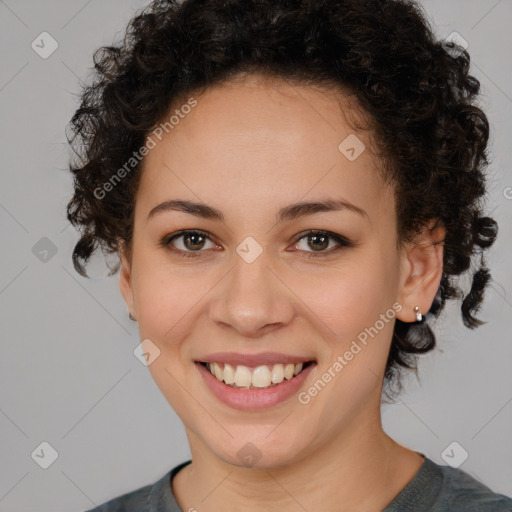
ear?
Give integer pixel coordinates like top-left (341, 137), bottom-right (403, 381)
top-left (396, 219), bottom-right (445, 323)
top-left (118, 240), bottom-right (136, 318)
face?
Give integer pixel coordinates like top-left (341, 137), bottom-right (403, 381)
top-left (119, 74), bottom-right (443, 469)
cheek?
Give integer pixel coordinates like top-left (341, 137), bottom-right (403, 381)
top-left (135, 270), bottom-right (205, 341)
top-left (294, 266), bottom-right (399, 412)
top-left (129, 246), bottom-right (194, 335)
top-left (291, 259), bottom-right (396, 338)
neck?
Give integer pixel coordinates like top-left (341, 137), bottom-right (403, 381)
top-left (172, 406), bottom-right (424, 512)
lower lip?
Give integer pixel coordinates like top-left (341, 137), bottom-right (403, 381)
top-left (196, 362), bottom-right (316, 411)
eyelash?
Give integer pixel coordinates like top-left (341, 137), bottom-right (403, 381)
top-left (159, 229), bottom-right (353, 259)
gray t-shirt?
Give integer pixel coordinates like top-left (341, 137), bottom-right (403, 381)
top-left (84, 456), bottom-right (512, 511)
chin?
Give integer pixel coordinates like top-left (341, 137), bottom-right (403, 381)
top-left (204, 428), bottom-right (312, 470)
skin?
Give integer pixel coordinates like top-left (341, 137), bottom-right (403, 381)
top-left (119, 73), bottom-right (445, 511)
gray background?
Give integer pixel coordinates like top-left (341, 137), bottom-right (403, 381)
top-left (0, 1), bottom-right (511, 510)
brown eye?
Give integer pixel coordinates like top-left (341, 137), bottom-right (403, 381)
top-left (292, 230), bottom-right (353, 258)
top-left (181, 232), bottom-right (207, 251)
top-left (161, 230), bottom-right (216, 258)
top-left (306, 233), bottom-right (330, 251)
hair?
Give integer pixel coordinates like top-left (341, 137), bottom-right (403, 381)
top-left (66, 0), bottom-right (498, 400)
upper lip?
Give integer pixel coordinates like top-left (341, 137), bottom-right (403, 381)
top-left (196, 352), bottom-right (315, 367)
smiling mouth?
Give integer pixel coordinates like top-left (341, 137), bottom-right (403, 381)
top-left (198, 360), bottom-right (316, 389)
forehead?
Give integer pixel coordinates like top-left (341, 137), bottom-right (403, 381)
top-left (136, 74), bottom-right (394, 225)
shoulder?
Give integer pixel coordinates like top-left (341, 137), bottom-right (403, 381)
top-left (81, 460), bottom-right (191, 512)
top-left (432, 462), bottom-right (512, 512)
top-left (384, 457), bottom-right (512, 512)
top-left (82, 480), bottom-right (153, 512)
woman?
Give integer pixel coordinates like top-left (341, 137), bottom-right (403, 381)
top-left (66, 0), bottom-right (511, 510)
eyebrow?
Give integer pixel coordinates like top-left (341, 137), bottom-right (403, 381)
top-left (147, 198), bottom-right (368, 224)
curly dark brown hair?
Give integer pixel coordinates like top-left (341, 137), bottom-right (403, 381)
top-left (66, 0), bottom-right (498, 399)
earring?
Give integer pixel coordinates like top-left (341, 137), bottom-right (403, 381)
top-left (413, 306), bottom-right (422, 322)
top-left (129, 312), bottom-right (136, 321)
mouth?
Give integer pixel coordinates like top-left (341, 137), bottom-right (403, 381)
top-left (197, 360), bottom-right (316, 390)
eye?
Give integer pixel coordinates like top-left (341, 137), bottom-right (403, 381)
top-left (160, 230), bottom-right (218, 258)
top-left (291, 230), bottom-right (353, 259)
top-left (160, 229), bottom-right (353, 259)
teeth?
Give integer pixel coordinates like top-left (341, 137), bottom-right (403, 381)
top-left (251, 365), bottom-right (271, 388)
top-left (271, 363), bottom-right (284, 383)
top-left (283, 363), bottom-right (295, 380)
top-left (206, 361), bottom-right (307, 389)
top-left (223, 363), bottom-right (235, 384)
top-left (213, 362), bottom-right (224, 381)
top-left (234, 365), bottom-right (252, 387)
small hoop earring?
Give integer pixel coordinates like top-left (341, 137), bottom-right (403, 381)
top-left (129, 312), bottom-right (136, 321)
top-left (413, 306), bottom-right (422, 323)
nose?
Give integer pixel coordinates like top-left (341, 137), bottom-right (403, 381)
top-left (208, 250), bottom-right (297, 338)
